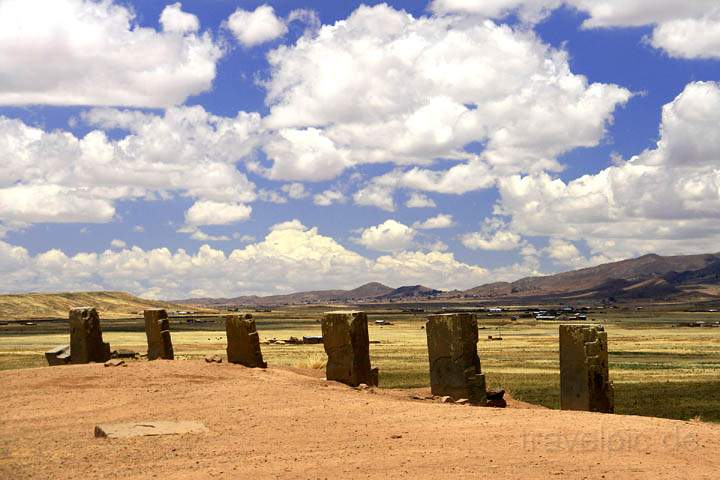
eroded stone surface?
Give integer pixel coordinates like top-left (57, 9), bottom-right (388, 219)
top-left (94, 421), bottom-right (208, 439)
top-left (426, 313), bottom-right (486, 404)
top-left (226, 314), bottom-right (266, 368)
top-left (322, 311), bottom-right (377, 387)
top-left (69, 308), bottom-right (111, 364)
top-left (144, 309), bottom-right (174, 360)
top-left (45, 345), bottom-right (71, 366)
top-left (559, 324), bottom-right (614, 413)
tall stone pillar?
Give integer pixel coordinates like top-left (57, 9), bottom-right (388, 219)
top-left (226, 314), bottom-right (267, 368)
top-left (426, 313), bottom-right (486, 404)
top-left (321, 311), bottom-right (378, 387)
top-left (144, 309), bottom-right (174, 360)
top-left (69, 307), bottom-right (111, 364)
top-left (559, 324), bottom-right (614, 413)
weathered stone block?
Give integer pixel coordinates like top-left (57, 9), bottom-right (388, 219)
top-left (226, 314), bottom-right (267, 368)
top-left (69, 308), bottom-right (111, 364)
top-left (559, 324), bottom-right (614, 413)
top-left (322, 311), bottom-right (376, 387)
top-left (45, 344), bottom-right (71, 366)
top-left (426, 313), bottom-right (486, 404)
top-left (144, 309), bottom-right (174, 360)
top-left (94, 421), bottom-right (208, 439)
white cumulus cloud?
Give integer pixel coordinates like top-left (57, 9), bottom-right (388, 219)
top-left (185, 201), bottom-right (252, 226)
top-left (0, 0), bottom-right (222, 108)
top-left (314, 190), bottom-right (346, 206)
top-left (226, 5), bottom-right (288, 47)
top-left (497, 81), bottom-right (720, 260)
top-left (160, 2), bottom-right (200, 34)
top-left (356, 220), bottom-right (417, 252)
top-left (431, 0), bottom-right (720, 59)
top-left (0, 107), bottom-right (261, 228)
top-left (259, 3), bottom-right (629, 202)
top-left (413, 214), bottom-right (455, 230)
top-left (461, 217), bottom-right (522, 251)
top-left (405, 193), bottom-right (437, 208)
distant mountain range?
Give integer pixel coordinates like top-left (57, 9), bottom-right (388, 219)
top-left (179, 283), bottom-right (442, 307)
top-left (462, 253), bottom-right (720, 302)
top-left (178, 253), bottom-right (720, 307)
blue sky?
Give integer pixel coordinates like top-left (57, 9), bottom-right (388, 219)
top-left (0, 0), bottom-right (719, 298)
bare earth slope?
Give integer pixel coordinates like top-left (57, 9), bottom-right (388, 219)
top-left (465, 252), bottom-right (720, 301)
top-left (2, 361), bottom-right (719, 479)
top-left (0, 291), bottom-right (207, 320)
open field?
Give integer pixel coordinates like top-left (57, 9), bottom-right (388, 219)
top-left (2, 305), bottom-right (720, 422)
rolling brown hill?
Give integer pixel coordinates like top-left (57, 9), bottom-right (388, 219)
top-left (0, 291), bottom-right (204, 320)
top-left (464, 253), bottom-right (720, 301)
top-left (178, 282), bottom-right (443, 307)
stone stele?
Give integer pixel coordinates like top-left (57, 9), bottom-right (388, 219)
top-left (321, 311), bottom-right (377, 387)
top-left (425, 313), bottom-right (486, 404)
top-left (144, 309), bottom-right (174, 360)
top-left (226, 314), bottom-right (267, 368)
top-left (69, 307), bottom-right (111, 364)
top-left (559, 324), bottom-right (614, 413)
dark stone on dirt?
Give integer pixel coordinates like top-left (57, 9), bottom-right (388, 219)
top-left (69, 307), bottom-right (111, 364)
top-left (486, 389), bottom-right (505, 401)
top-left (112, 349), bottom-right (138, 359)
top-left (45, 345), bottom-right (71, 366)
top-left (486, 398), bottom-right (507, 408)
top-left (559, 325), bottom-right (614, 413)
top-left (226, 314), bottom-right (267, 368)
top-left (321, 311), bottom-right (377, 387)
top-left (104, 359), bottom-right (126, 367)
top-left (302, 336), bottom-right (323, 344)
top-left (144, 309), bottom-right (174, 360)
top-left (425, 313), bottom-right (486, 404)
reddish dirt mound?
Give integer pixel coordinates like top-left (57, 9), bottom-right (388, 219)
top-left (1, 361), bottom-right (719, 479)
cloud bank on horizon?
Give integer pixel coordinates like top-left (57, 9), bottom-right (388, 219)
top-left (0, 0), bottom-right (718, 298)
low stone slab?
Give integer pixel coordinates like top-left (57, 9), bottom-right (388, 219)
top-left (45, 345), bottom-right (71, 366)
top-left (94, 421), bottom-right (208, 439)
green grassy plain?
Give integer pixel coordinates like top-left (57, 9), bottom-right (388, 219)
top-left (2, 305), bottom-right (720, 422)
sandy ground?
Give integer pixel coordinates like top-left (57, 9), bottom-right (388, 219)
top-left (1, 361), bottom-right (719, 479)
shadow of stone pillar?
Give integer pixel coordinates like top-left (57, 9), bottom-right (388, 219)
top-left (69, 307), bottom-right (111, 364)
top-left (321, 311), bottom-right (377, 387)
top-left (144, 309), bottom-right (174, 360)
top-left (560, 324), bottom-right (614, 413)
top-left (426, 313), bottom-right (486, 404)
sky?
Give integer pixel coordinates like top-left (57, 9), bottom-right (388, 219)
top-left (0, 0), bottom-right (719, 299)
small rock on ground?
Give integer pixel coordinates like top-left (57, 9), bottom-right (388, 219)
top-left (104, 359), bottom-right (126, 367)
